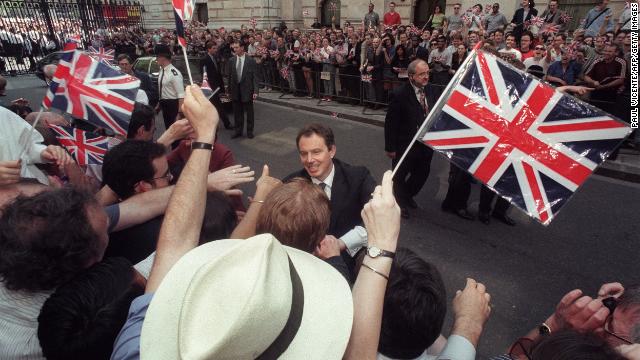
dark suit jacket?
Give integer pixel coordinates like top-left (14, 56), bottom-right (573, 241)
top-left (511, 7), bottom-right (538, 40)
top-left (200, 53), bottom-right (224, 91)
top-left (226, 54), bottom-right (259, 103)
top-left (134, 69), bottom-right (158, 106)
top-left (283, 158), bottom-right (376, 238)
top-left (385, 82), bottom-right (438, 154)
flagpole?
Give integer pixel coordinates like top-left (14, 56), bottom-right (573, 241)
top-left (181, 44), bottom-right (194, 85)
top-left (18, 107), bottom-right (45, 161)
top-left (391, 43), bottom-right (484, 178)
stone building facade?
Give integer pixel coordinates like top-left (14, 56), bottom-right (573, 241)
top-left (141, 0), bottom-right (628, 33)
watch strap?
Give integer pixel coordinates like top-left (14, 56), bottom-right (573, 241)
top-left (191, 141), bottom-right (214, 151)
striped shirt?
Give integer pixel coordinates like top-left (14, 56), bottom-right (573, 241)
top-left (0, 283), bottom-right (51, 360)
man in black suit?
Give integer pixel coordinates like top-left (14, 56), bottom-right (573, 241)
top-left (384, 59), bottom-right (436, 219)
top-left (201, 41), bottom-right (231, 129)
top-left (284, 123), bottom-right (376, 270)
top-left (116, 54), bottom-right (159, 107)
top-left (227, 40), bottom-right (259, 139)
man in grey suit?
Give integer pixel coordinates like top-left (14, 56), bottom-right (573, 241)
top-left (227, 40), bottom-right (259, 139)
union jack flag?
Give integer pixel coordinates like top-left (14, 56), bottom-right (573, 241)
top-left (87, 46), bottom-right (115, 66)
top-left (42, 49), bottom-right (139, 137)
top-left (48, 125), bottom-right (110, 166)
top-left (419, 50), bottom-right (631, 225)
top-left (172, 0), bottom-right (192, 47)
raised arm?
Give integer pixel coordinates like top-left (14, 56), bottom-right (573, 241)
top-left (146, 85), bottom-right (218, 293)
top-left (344, 171), bottom-right (400, 360)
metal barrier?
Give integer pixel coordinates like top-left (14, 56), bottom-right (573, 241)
top-left (0, 0), bottom-right (145, 75)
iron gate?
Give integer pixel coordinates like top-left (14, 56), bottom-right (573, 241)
top-left (0, 0), bottom-right (145, 75)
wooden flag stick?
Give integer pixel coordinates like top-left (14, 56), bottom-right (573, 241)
top-left (181, 45), bottom-right (194, 85)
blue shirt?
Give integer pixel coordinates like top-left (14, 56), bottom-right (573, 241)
top-left (547, 60), bottom-right (582, 86)
top-left (582, 6), bottom-right (613, 37)
top-left (110, 293), bottom-right (154, 360)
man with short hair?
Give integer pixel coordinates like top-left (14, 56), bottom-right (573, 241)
top-left (541, 0), bottom-right (568, 33)
top-left (443, 3), bottom-right (464, 34)
top-left (0, 187), bottom-right (111, 360)
top-left (117, 54), bottom-right (158, 107)
top-left (284, 123), bottom-right (376, 261)
top-left (584, 44), bottom-right (626, 114)
top-left (201, 41), bottom-right (231, 129)
top-left (377, 248), bottom-right (492, 360)
top-left (127, 103), bottom-right (157, 141)
top-left (545, 49), bottom-right (582, 87)
top-left (581, 0), bottom-right (613, 37)
top-left (385, 60), bottom-right (437, 219)
top-left (493, 29), bottom-right (506, 50)
top-left (499, 33), bottom-right (522, 61)
top-left (427, 35), bottom-right (452, 91)
top-left (383, 2), bottom-right (401, 27)
top-left (484, 3), bottom-right (508, 35)
top-left (364, 3), bottom-right (380, 30)
top-left (156, 52), bottom-right (185, 130)
top-left (519, 31), bottom-right (535, 60)
top-left (227, 40), bottom-right (259, 139)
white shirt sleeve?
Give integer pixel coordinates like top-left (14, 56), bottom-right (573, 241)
top-left (436, 335), bottom-right (476, 360)
top-left (340, 225), bottom-right (368, 256)
top-left (173, 69), bottom-right (185, 98)
top-left (135, 89), bottom-right (149, 105)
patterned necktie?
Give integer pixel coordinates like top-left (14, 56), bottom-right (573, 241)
top-left (418, 89), bottom-right (428, 113)
top-left (319, 182), bottom-right (326, 191)
top-left (236, 56), bottom-right (242, 79)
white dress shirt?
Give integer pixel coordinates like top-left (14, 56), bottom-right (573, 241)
top-left (310, 162), bottom-right (368, 255)
top-left (236, 54), bottom-right (245, 79)
top-left (0, 107), bottom-right (49, 185)
top-left (158, 63), bottom-right (185, 100)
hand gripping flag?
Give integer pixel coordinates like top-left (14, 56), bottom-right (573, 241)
top-left (87, 46), bottom-right (115, 66)
top-left (49, 125), bottom-right (110, 166)
top-left (418, 50), bottom-right (631, 225)
top-left (42, 49), bottom-right (140, 136)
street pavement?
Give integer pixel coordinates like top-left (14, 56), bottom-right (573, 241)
top-left (6, 75), bottom-right (640, 358)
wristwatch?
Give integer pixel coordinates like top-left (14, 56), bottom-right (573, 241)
top-left (366, 246), bottom-right (395, 259)
top-left (538, 323), bottom-right (552, 336)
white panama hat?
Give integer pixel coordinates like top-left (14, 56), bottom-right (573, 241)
top-left (140, 233), bottom-right (353, 360)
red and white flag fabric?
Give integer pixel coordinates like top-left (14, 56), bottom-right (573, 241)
top-left (42, 49), bottom-right (140, 137)
top-left (48, 125), bottom-right (110, 166)
top-left (87, 46), bottom-right (115, 66)
top-left (418, 50), bottom-right (631, 225)
top-left (172, 0), bottom-right (195, 47)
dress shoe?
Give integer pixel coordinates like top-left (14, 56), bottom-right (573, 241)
top-left (454, 209), bottom-right (474, 221)
top-left (492, 213), bottom-right (516, 226)
top-left (247, 133), bottom-right (255, 139)
top-left (231, 133), bottom-right (243, 139)
top-left (400, 207), bottom-right (410, 219)
top-left (407, 198), bottom-right (418, 209)
top-left (478, 212), bottom-right (490, 225)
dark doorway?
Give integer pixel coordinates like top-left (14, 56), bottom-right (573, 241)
top-left (195, 3), bottom-right (208, 25)
top-left (321, 0), bottom-right (341, 27)
top-left (413, 0), bottom-right (444, 29)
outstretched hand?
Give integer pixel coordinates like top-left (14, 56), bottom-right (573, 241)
top-left (361, 170), bottom-right (401, 253)
top-left (181, 85), bottom-right (218, 143)
top-left (254, 164), bottom-right (282, 201)
top-left (207, 164), bottom-right (255, 192)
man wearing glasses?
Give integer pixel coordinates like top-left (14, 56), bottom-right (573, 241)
top-left (523, 44), bottom-right (551, 74)
top-left (443, 3), bottom-right (464, 35)
top-left (505, 282), bottom-right (640, 359)
top-left (101, 140), bottom-right (173, 264)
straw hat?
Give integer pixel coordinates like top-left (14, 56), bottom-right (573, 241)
top-left (140, 234), bottom-right (353, 360)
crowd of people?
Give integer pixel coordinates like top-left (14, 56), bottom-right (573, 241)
top-left (0, 0), bottom-right (638, 359)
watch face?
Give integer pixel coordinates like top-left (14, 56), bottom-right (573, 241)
top-left (368, 246), bottom-right (381, 257)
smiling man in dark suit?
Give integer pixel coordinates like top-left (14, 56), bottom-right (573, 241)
top-left (201, 41), bottom-right (231, 129)
top-left (384, 59), bottom-right (436, 219)
top-left (284, 124), bottom-right (376, 268)
top-left (227, 40), bottom-right (259, 139)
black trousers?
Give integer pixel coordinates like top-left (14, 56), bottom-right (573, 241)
top-left (442, 164), bottom-right (472, 211)
top-left (159, 99), bottom-right (179, 130)
top-left (232, 100), bottom-right (255, 135)
top-left (392, 144), bottom-right (434, 208)
top-left (479, 186), bottom-right (510, 216)
top-left (209, 94), bottom-right (230, 128)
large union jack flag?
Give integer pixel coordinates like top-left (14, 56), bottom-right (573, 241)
top-left (87, 46), bottom-right (115, 66)
top-left (49, 125), bottom-right (110, 166)
top-left (172, 0), bottom-right (194, 48)
top-left (419, 50), bottom-right (631, 225)
top-left (42, 49), bottom-right (139, 137)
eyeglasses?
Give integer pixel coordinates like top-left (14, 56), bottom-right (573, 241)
top-left (602, 297), bottom-right (634, 345)
top-left (151, 171), bottom-right (173, 183)
top-left (535, 46), bottom-right (545, 50)
top-left (509, 337), bottom-right (533, 360)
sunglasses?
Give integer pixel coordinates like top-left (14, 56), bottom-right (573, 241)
top-left (535, 47), bottom-right (544, 50)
